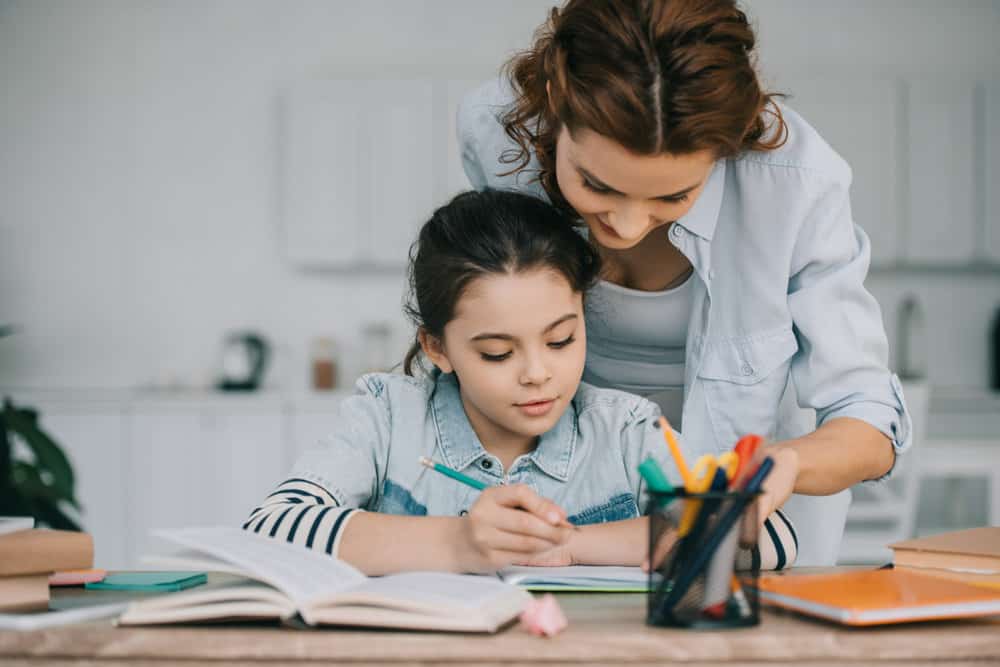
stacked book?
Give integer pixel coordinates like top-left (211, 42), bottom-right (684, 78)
top-left (890, 527), bottom-right (1000, 591)
top-left (0, 518), bottom-right (94, 612)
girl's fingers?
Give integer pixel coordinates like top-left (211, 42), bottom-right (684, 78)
top-left (489, 505), bottom-right (571, 545)
top-left (485, 526), bottom-right (563, 555)
top-left (491, 484), bottom-right (567, 527)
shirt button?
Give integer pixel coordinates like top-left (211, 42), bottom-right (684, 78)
top-left (459, 510), bottom-right (468, 516)
top-left (481, 459), bottom-right (493, 470)
top-left (708, 269), bottom-right (716, 281)
top-left (671, 225), bottom-right (684, 239)
top-left (741, 363), bottom-right (755, 376)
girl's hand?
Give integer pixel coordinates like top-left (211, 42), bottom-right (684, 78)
top-left (454, 483), bottom-right (573, 572)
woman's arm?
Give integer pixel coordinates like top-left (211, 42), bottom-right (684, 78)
top-left (775, 416), bottom-right (894, 495)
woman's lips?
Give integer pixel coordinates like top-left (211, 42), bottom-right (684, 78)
top-left (516, 399), bottom-right (556, 417)
top-left (597, 217), bottom-right (619, 238)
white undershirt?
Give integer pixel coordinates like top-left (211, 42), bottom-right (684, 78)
top-left (583, 273), bottom-right (694, 427)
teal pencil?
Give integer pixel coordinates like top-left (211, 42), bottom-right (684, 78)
top-left (418, 456), bottom-right (488, 491)
top-left (418, 456), bottom-right (579, 530)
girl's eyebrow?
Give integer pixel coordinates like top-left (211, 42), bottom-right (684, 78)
top-left (469, 313), bottom-right (578, 342)
top-left (575, 162), bottom-right (700, 200)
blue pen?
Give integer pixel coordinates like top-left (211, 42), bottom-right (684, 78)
top-left (659, 457), bottom-right (775, 612)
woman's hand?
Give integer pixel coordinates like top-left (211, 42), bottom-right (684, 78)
top-left (453, 483), bottom-right (573, 572)
top-left (753, 443), bottom-right (799, 529)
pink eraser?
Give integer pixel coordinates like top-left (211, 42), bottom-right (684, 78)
top-left (519, 593), bottom-right (568, 637)
top-left (49, 568), bottom-right (107, 586)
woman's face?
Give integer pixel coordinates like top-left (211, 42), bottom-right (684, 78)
top-left (555, 126), bottom-right (716, 250)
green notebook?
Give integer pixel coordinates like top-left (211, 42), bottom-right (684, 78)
top-left (85, 572), bottom-right (207, 592)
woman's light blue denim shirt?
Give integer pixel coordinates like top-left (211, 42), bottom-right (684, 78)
top-left (291, 371), bottom-right (678, 524)
top-left (456, 78), bottom-right (913, 566)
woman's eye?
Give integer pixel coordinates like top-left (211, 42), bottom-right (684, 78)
top-left (582, 179), bottom-right (613, 195)
top-left (480, 351), bottom-right (512, 362)
top-left (548, 335), bottom-right (576, 349)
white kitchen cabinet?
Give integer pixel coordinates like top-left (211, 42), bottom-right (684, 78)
top-left (199, 412), bottom-right (285, 528)
top-left (365, 80), bottom-right (435, 265)
top-left (986, 80), bottom-right (1000, 263)
top-left (905, 80), bottom-right (977, 264)
top-left (784, 77), bottom-right (903, 266)
top-left (126, 407), bottom-right (285, 567)
top-left (38, 410), bottom-right (129, 570)
top-left (281, 79), bottom-right (435, 268)
top-left (282, 82), bottom-right (365, 267)
top-left (126, 412), bottom-right (212, 566)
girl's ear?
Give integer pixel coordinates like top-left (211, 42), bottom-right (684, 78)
top-left (418, 329), bottom-right (454, 374)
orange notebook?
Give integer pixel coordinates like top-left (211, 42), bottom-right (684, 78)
top-left (756, 568), bottom-right (1000, 626)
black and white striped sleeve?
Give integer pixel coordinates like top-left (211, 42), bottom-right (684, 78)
top-left (737, 508), bottom-right (799, 571)
top-left (242, 477), bottom-right (361, 558)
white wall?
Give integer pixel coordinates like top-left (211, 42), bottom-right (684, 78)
top-left (2, 0), bottom-right (999, 391)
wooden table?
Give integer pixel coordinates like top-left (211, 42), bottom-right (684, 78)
top-left (2, 577), bottom-right (999, 666)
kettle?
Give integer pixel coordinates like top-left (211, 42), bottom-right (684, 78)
top-left (217, 332), bottom-right (270, 391)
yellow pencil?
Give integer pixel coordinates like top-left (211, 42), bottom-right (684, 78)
top-left (657, 416), bottom-right (694, 490)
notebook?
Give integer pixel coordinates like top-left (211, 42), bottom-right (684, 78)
top-left (85, 572), bottom-right (207, 592)
top-left (499, 565), bottom-right (649, 592)
top-left (117, 526), bottom-right (530, 632)
top-left (755, 568), bottom-right (1000, 626)
top-left (891, 527), bottom-right (1000, 573)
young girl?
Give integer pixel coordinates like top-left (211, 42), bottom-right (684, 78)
top-left (244, 189), bottom-right (796, 575)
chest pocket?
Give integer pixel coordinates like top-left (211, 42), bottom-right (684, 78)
top-left (697, 327), bottom-right (798, 448)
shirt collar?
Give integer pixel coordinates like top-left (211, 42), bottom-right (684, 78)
top-left (674, 158), bottom-right (726, 241)
top-left (431, 371), bottom-right (576, 482)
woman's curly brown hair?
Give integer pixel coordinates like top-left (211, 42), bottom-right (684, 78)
top-left (501, 0), bottom-right (787, 215)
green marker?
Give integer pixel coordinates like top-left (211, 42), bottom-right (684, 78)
top-left (638, 457), bottom-right (675, 495)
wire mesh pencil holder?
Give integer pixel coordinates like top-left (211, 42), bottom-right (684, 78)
top-left (647, 490), bottom-right (761, 629)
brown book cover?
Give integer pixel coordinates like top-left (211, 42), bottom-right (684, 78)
top-left (0, 574), bottom-right (50, 612)
top-left (890, 527), bottom-right (1000, 572)
top-left (0, 529), bottom-right (93, 577)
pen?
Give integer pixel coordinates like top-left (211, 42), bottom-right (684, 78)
top-left (418, 457), bottom-right (579, 530)
top-left (659, 457), bottom-right (775, 611)
top-left (655, 416), bottom-right (695, 490)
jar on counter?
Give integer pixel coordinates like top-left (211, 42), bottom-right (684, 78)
top-left (311, 337), bottom-right (338, 391)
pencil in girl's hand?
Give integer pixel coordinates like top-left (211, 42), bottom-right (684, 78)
top-left (419, 456), bottom-right (488, 490)
top-left (418, 456), bottom-right (579, 530)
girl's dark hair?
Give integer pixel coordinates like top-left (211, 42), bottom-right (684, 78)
top-left (502, 0), bottom-right (787, 215)
top-left (403, 189), bottom-right (601, 375)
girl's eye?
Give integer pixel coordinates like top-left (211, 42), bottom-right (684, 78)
top-left (480, 351), bottom-right (512, 362)
top-left (659, 194), bottom-right (689, 204)
top-left (548, 334), bottom-right (576, 349)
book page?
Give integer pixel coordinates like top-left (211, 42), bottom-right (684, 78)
top-left (153, 527), bottom-right (365, 608)
top-left (500, 565), bottom-right (648, 587)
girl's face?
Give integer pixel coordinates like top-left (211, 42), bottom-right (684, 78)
top-left (554, 126), bottom-right (716, 250)
top-left (423, 268), bottom-right (586, 449)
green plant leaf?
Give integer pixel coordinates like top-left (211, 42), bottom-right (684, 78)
top-left (3, 402), bottom-right (76, 498)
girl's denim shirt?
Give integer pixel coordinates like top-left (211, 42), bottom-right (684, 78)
top-left (290, 370), bottom-right (679, 524)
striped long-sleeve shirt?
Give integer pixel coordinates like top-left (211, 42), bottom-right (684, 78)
top-left (243, 371), bottom-right (798, 570)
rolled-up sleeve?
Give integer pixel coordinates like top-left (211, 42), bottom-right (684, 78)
top-left (787, 174), bottom-right (912, 476)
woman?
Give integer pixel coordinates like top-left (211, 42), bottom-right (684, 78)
top-left (457, 0), bottom-right (911, 566)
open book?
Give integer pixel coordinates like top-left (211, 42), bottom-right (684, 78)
top-left (499, 565), bottom-right (649, 592)
top-left (117, 527), bottom-right (530, 633)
